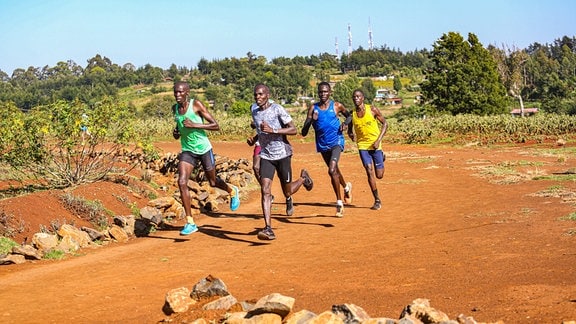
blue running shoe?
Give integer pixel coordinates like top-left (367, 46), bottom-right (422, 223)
top-left (230, 185), bottom-right (240, 211)
top-left (180, 223), bottom-right (198, 235)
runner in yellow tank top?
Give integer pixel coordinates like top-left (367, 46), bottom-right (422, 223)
top-left (347, 89), bottom-right (388, 210)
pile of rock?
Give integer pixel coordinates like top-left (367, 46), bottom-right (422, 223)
top-left (0, 155), bottom-right (256, 265)
top-left (162, 275), bottom-right (503, 324)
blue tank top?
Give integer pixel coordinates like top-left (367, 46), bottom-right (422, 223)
top-left (312, 100), bottom-right (344, 152)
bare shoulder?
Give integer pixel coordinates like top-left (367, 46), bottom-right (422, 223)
top-left (334, 101), bottom-right (347, 111)
top-left (370, 105), bottom-right (383, 116)
top-left (193, 98), bottom-right (208, 112)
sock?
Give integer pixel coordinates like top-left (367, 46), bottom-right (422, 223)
top-left (337, 200), bottom-right (343, 206)
top-left (344, 184), bottom-right (350, 193)
top-left (186, 216), bottom-right (195, 224)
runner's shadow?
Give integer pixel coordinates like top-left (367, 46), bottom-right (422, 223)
top-left (142, 223), bottom-right (191, 242)
top-left (199, 224), bottom-right (271, 246)
top-left (292, 201), bottom-right (335, 208)
top-left (292, 202), bottom-right (361, 209)
top-left (273, 215), bottom-right (335, 227)
top-left (145, 223), bottom-right (270, 245)
top-left (203, 211), bottom-right (261, 220)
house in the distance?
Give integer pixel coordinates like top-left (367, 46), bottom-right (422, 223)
top-left (374, 88), bottom-right (402, 105)
top-left (511, 108), bottom-right (538, 117)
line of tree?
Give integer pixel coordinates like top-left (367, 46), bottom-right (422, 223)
top-left (0, 33), bottom-right (574, 115)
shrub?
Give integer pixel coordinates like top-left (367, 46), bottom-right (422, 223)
top-left (0, 99), bottom-right (156, 188)
top-left (0, 236), bottom-right (18, 255)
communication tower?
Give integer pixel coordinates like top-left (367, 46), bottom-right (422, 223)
top-left (368, 17), bottom-right (374, 50)
top-left (347, 23), bottom-right (352, 56)
top-left (335, 37), bottom-right (339, 56)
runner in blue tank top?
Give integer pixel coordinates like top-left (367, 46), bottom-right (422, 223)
top-left (301, 81), bottom-right (353, 217)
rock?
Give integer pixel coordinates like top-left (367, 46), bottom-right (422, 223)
top-left (139, 206), bottom-right (163, 226)
top-left (284, 309), bottom-right (318, 324)
top-left (362, 318), bottom-right (398, 324)
top-left (202, 294), bottom-right (238, 311)
top-left (314, 311), bottom-right (344, 323)
top-left (246, 293), bottom-right (295, 319)
top-left (12, 244), bottom-right (43, 260)
top-left (243, 313), bottom-right (282, 324)
top-left (58, 224), bottom-right (92, 248)
top-left (81, 226), bottom-right (106, 241)
top-left (165, 201), bottom-right (185, 219)
top-left (121, 215), bottom-right (136, 236)
top-left (164, 287), bottom-right (196, 314)
top-left (108, 225), bottom-right (129, 243)
top-left (0, 253), bottom-right (26, 265)
top-left (191, 275), bottom-right (230, 300)
top-left (148, 196), bottom-right (176, 209)
top-left (32, 232), bottom-right (58, 253)
top-left (332, 303), bottom-right (371, 323)
top-left (57, 235), bottom-right (80, 252)
top-left (224, 312), bottom-right (249, 324)
top-left (400, 298), bottom-right (451, 323)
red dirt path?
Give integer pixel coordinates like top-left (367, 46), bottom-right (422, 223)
top-left (1, 140), bottom-right (575, 323)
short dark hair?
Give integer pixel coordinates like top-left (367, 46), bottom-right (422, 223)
top-left (254, 83), bottom-right (270, 94)
top-left (174, 81), bottom-right (190, 90)
top-left (318, 81), bottom-right (331, 90)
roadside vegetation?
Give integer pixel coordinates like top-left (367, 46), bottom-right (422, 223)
top-left (0, 32), bottom-right (575, 248)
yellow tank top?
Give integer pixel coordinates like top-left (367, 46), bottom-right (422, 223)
top-left (352, 104), bottom-right (381, 150)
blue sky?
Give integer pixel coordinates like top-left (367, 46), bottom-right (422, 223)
top-left (0, 0), bottom-right (574, 73)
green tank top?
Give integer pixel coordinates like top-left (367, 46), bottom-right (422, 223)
top-left (174, 99), bottom-right (212, 154)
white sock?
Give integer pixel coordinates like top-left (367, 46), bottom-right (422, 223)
top-left (337, 200), bottom-right (343, 206)
top-left (186, 216), bottom-right (195, 224)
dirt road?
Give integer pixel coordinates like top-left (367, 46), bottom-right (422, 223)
top-left (1, 141), bottom-right (575, 323)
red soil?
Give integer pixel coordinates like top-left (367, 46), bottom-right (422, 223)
top-left (0, 140), bottom-right (575, 323)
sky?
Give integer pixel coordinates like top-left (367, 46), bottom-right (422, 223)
top-left (0, 0), bottom-right (574, 74)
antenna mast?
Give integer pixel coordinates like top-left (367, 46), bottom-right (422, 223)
top-left (347, 23), bottom-right (352, 56)
top-left (368, 17), bottom-right (374, 50)
top-left (335, 37), bottom-right (339, 56)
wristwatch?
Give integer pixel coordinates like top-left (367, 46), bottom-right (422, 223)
top-left (273, 127), bottom-right (278, 134)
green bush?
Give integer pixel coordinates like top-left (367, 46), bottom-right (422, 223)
top-left (0, 236), bottom-right (18, 255)
top-left (0, 99), bottom-right (155, 188)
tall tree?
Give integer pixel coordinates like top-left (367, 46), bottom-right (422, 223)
top-left (393, 75), bottom-right (402, 92)
top-left (489, 44), bottom-right (529, 115)
top-left (333, 74), bottom-right (361, 109)
top-left (421, 32), bottom-right (507, 115)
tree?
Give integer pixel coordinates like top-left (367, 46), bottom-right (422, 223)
top-left (361, 78), bottom-right (376, 103)
top-left (0, 99), bottom-right (150, 188)
top-left (421, 32), bottom-right (507, 115)
top-left (489, 44), bottom-right (529, 116)
top-left (333, 74), bottom-right (361, 109)
top-left (393, 75), bottom-right (403, 92)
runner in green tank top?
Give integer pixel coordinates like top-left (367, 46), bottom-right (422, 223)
top-left (171, 82), bottom-right (240, 235)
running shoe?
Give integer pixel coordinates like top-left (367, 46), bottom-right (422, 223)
top-left (257, 226), bottom-right (276, 240)
top-left (344, 182), bottom-right (353, 204)
top-left (230, 185), bottom-right (240, 211)
top-left (371, 200), bottom-right (382, 210)
top-left (286, 196), bottom-right (294, 216)
top-left (336, 204), bottom-right (344, 217)
top-left (301, 169), bottom-right (314, 191)
top-left (180, 223), bottom-right (198, 235)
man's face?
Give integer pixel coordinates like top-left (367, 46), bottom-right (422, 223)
top-left (254, 87), bottom-right (270, 107)
top-left (352, 91), bottom-right (364, 107)
top-left (173, 84), bottom-right (189, 104)
top-left (318, 85), bottom-right (331, 102)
